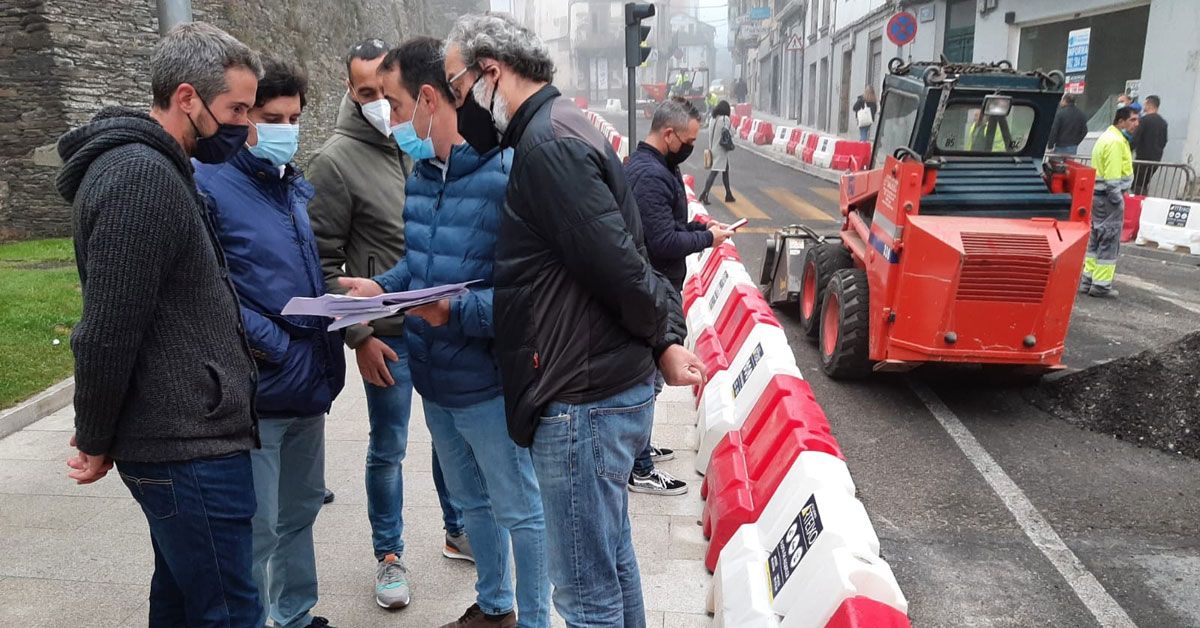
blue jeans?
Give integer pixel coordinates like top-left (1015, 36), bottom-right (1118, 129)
top-left (364, 336), bottom-right (463, 559)
top-left (251, 415), bottom-right (326, 628)
top-left (116, 452), bottom-right (260, 627)
top-left (532, 378), bottom-right (655, 627)
top-left (424, 396), bottom-right (550, 627)
top-left (632, 371), bottom-right (664, 476)
top-left (859, 125), bottom-right (871, 142)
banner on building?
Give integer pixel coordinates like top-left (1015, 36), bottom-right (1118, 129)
top-left (1065, 28), bottom-right (1090, 74)
top-left (749, 7), bottom-right (771, 20)
top-left (1065, 74), bottom-right (1086, 94)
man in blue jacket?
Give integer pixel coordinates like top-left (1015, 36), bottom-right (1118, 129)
top-left (339, 38), bottom-right (548, 628)
top-left (625, 98), bottom-right (733, 496)
top-left (195, 57), bottom-right (345, 628)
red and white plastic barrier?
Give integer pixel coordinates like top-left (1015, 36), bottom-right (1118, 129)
top-left (813, 136), bottom-right (836, 169)
top-left (830, 140), bottom-right (872, 172)
top-left (754, 121), bottom-right (776, 146)
top-left (1135, 197), bottom-right (1200, 254)
top-left (678, 173), bottom-right (910, 627)
top-left (771, 126), bottom-right (793, 151)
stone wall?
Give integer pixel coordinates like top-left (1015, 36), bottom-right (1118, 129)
top-left (0, 0), bottom-right (485, 240)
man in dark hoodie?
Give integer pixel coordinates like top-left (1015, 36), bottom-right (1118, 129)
top-left (306, 39), bottom-right (467, 610)
top-left (55, 22), bottom-right (263, 626)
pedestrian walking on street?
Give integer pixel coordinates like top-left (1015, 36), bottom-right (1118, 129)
top-left (446, 14), bottom-right (706, 627)
top-left (306, 39), bottom-right (469, 611)
top-left (734, 77), bottom-right (748, 104)
top-left (1080, 106), bottom-right (1139, 299)
top-left (626, 98), bottom-right (735, 497)
top-left (55, 22), bottom-right (263, 626)
top-left (194, 57), bottom-right (345, 628)
top-left (342, 37), bottom-right (550, 628)
top-left (853, 86), bottom-right (877, 142)
top-left (699, 100), bottom-right (735, 204)
top-left (1131, 94), bottom-right (1168, 195)
top-left (1046, 93), bottom-right (1089, 156)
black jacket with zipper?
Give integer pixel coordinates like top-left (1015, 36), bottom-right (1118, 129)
top-left (495, 85), bottom-right (687, 447)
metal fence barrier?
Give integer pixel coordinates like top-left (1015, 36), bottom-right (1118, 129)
top-left (1044, 154), bottom-right (1198, 201)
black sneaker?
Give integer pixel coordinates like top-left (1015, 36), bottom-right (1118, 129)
top-left (724, 194), bottom-right (736, 203)
top-left (628, 468), bottom-right (688, 496)
top-left (305, 617), bottom-right (334, 628)
top-left (648, 444), bottom-right (675, 463)
top-left (322, 489), bottom-right (335, 505)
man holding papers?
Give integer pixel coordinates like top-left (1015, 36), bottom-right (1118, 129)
top-left (339, 38), bottom-right (548, 628)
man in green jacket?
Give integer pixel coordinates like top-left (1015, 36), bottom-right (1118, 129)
top-left (1080, 106), bottom-right (1138, 298)
top-left (306, 38), bottom-right (469, 611)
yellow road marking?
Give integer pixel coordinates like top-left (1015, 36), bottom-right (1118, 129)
top-left (811, 187), bottom-right (841, 203)
top-left (736, 226), bottom-right (783, 234)
top-left (763, 187), bottom-right (836, 222)
top-left (715, 188), bottom-right (770, 220)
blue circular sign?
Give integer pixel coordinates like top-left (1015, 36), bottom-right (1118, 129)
top-left (887, 11), bottom-right (918, 46)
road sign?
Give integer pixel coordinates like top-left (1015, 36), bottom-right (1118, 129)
top-left (786, 33), bottom-right (803, 52)
top-left (886, 11), bottom-right (917, 46)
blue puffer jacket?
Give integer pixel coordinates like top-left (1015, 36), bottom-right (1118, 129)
top-left (195, 149), bottom-right (346, 419)
top-left (373, 143), bottom-right (510, 407)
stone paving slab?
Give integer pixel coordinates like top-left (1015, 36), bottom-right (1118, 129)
top-left (0, 353), bottom-right (712, 627)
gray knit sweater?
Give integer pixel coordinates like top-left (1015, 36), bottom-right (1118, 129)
top-left (56, 107), bottom-right (258, 462)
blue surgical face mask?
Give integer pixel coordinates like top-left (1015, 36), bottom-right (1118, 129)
top-left (391, 92), bottom-right (435, 161)
top-left (249, 123), bottom-right (300, 167)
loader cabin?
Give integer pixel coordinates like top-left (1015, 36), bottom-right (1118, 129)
top-left (870, 61), bottom-right (1072, 221)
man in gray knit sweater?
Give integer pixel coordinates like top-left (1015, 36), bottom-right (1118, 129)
top-left (55, 22), bottom-right (265, 627)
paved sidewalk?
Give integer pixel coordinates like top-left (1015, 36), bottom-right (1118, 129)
top-left (0, 353), bottom-right (711, 627)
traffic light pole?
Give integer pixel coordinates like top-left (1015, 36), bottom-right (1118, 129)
top-left (628, 67), bottom-right (637, 151)
top-left (624, 2), bottom-right (655, 161)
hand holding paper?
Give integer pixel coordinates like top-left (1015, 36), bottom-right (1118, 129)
top-left (282, 281), bottom-right (478, 331)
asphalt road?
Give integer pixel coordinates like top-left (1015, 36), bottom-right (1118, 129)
top-left (609, 113), bottom-right (1200, 627)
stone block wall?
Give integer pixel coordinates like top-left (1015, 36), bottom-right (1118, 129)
top-left (0, 0), bottom-right (485, 240)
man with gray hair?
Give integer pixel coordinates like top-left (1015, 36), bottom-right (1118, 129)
top-left (445, 13), bottom-right (706, 627)
top-left (55, 21), bottom-right (264, 626)
top-left (624, 97), bottom-right (733, 497)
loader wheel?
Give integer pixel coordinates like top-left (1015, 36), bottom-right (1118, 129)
top-left (820, 269), bottom-right (872, 379)
top-left (800, 242), bottom-right (853, 339)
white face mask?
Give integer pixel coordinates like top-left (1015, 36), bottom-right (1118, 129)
top-left (360, 97), bottom-right (393, 137)
top-left (472, 75), bottom-right (511, 133)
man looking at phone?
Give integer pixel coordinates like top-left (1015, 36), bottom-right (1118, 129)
top-left (623, 97), bottom-right (734, 496)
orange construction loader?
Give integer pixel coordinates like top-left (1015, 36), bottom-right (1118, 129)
top-left (762, 60), bottom-right (1097, 379)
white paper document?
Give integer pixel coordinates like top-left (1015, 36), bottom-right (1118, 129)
top-left (282, 281), bottom-right (477, 331)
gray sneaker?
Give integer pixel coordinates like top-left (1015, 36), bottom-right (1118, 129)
top-left (375, 553), bottom-right (411, 609)
top-left (444, 531), bottom-right (475, 562)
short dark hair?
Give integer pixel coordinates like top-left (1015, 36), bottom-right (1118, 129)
top-left (1114, 106), bottom-right (1138, 125)
top-left (345, 38), bottom-right (389, 74)
top-left (1062, 93), bottom-right (1076, 105)
top-left (379, 37), bottom-right (456, 104)
top-left (255, 56), bottom-right (309, 109)
top-left (1144, 94), bottom-right (1160, 108)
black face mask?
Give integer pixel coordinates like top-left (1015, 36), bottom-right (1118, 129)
top-left (457, 76), bottom-right (501, 155)
top-left (189, 98), bottom-right (249, 164)
top-left (666, 139), bottom-right (695, 169)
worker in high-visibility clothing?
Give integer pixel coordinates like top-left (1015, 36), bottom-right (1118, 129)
top-left (1080, 105), bottom-right (1139, 298)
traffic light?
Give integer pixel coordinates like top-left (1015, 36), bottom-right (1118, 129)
top-left (624, 2), bottom-right (655, 69)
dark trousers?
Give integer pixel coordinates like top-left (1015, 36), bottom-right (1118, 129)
top-left (700, 167), bottom-right (732, 201)
top-left (117, 452), bottom-right (261, 627)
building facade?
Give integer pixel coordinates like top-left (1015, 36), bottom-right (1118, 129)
top-left (730, 0), bottom-right (1198, 167)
